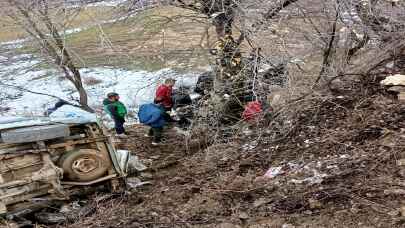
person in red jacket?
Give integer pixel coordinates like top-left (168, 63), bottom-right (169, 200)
top-left (155, 78), bottom-right (176, 111)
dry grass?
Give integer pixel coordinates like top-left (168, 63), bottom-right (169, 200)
top-left (61, 6), bottom-right (216, 71)
top-left (0, 5), bottom-right (115, 43)
top-left (7, 6), bottom-right (215, 71)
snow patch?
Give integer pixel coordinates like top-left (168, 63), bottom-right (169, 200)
top-left (0, 54), bottom-right (199, 117)
top-left (49, 105), bottom-right (97, 123)
top-left (87, 0), bottom-right (128, 7)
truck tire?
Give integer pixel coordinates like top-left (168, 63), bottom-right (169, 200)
top-left (59, 149), bottom-right (110, 182)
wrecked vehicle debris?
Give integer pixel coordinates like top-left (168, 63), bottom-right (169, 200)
top-left (0, 116), bottom-right (130, 219)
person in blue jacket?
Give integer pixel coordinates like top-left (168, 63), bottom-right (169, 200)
top-left (138, 98), bottom-right (167, 145)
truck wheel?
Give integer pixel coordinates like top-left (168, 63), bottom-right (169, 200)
top-left (59, 149), bottom-right (110, 182)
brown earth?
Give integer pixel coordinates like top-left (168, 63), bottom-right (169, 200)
top-left (63, 82), bottom-right (405, 228)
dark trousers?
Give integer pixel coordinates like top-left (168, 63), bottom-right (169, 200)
top-left (148, 127), bottom-right (163, 143)
top-left (163, 107), bottom-right (176, 123)
top-left (113, 117), bottom-right (125, 134)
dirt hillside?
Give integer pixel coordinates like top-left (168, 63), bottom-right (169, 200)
top-left (66, 80), bottom-right (405, 228)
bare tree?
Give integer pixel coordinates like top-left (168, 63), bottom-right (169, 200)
top-left (4, 0), bottom-right (94, 112)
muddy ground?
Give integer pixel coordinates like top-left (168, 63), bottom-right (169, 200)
top-left (61, 87), bottom-right (405, 228)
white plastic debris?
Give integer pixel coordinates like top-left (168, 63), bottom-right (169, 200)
top-left (128, 155), bottom-right (148, 172)
top-left (381, 74), bottom-right (405, 86)
top-left (290, 169), bottom-right (327, 185)
top-left (189, 93), bottom-right (202, 100)
top-left (264, 166), bottom-right (284, 178)
top-left (126, 177), bottom-right (151, 189)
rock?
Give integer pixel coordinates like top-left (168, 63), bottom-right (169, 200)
top-left (303, 210), bottom-right (313, 215)
top-left (217, 223), bottom-right (242, 228)
top-left (397, 159), bottom-right (405, 166)
top-left (238, 212), bottom-right (249, 220)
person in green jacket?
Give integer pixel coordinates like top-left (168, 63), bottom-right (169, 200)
top-left (103, 92), bottom-right (128, 137)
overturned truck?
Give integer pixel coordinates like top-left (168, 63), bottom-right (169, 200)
top-left (0, 116), bottom-right (129, 217)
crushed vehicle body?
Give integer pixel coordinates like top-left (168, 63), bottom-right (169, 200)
top-left (0, 116), bottom-right (129, 217)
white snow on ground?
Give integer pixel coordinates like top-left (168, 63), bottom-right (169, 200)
top-left (0, 53), bottom-right (199, 117)
top-left (49, 105), bottom-right (98, 123)
top-left (0, 39), bottom-right (28, 49)
top-left (80, 67), bottom-right (198, 109)
top-left (87, 0), bottom-right (128, 7)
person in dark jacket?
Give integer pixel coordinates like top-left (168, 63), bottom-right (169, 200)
top-left (103, 92), bottom-right (128, 137)
top-left (138, 101), bottom-right (167, 145)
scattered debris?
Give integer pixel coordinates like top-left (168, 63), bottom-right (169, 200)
top-left (381, 74), bottom-right (405, 101)
top-left (263, 166), bottom-right (284, 178)
top-left (126, 177), bottom-right (152, 189)
top-left (381, 74), bottom-right (405, 86)
top-left (127, 154), bottom-right (148, 172)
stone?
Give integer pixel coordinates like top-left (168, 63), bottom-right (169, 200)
top-left (238, 212), bottom-right (249, 220)
top-left (303, 210), bottom-right (313, 215)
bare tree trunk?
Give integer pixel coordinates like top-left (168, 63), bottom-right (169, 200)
top-left (5, 0), bottom-right (94, 113)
